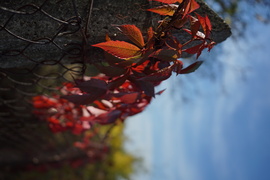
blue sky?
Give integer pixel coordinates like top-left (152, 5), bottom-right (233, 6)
top-left (124, 2), bottom-right (270, 180)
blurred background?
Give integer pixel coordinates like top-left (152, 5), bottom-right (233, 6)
top-left (124, 0), bottom-right (270, 179)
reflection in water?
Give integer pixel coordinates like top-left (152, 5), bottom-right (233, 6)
top-left (124, 1), bottom-right (270, 180)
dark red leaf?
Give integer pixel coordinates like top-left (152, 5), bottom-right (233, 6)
top-left (190, 16), bottom-right (201, 38)
top-left (95, 110), bottom-right (122, 124)
top-left (135, 80), bottom-right (155, 97)
top-left (108, 72), bottom-right (129, 90)
top-left (139, 64), bottom-right (174, 82)
top-left (62, 94), bottom-right (101, 105)
top-left (180, 61), bottom-right (203, 74)
top-left (165, 36), bottom-right (182, 51)
top-left (156, 89), bottom-right (166, 95)
top-left (115, 57), bottom-right (141, 67)
top-left (173, 60), bottom-right (183, 75)
top-left (184, 42), bottom-right (204, 54)
top-left (173, 16), bottom-right (188, 29)
top-left (104, 52), bottom-right (124, 65)
top-left (76, 78), bottom-right (108, 93)
top-left (151, 48), bottom-right (179, 61)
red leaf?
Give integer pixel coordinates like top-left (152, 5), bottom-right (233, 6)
top-left (62, 94), bottom-right (100, 105)
top-left (147, 4), bottom-right (179, 16)
top-left (184, 42), bottom-right (204, 54)
top-left (173, 16), bottom-right (188, 29)
top-left (147, 27), bottom-right (154, 49)
top-left (147, 27), bottom-right (154, 43)
top-left (196, 13), bottom-right (212, 38)
top-left (151, 48), bottom-right (179, 61)
top-left (184, 42), bottom-right (206, 58)
top-left (180, 61), bottom-right (203, 74)
top-left (182, 0), bottom-right (200, 18)
top-left (155, 89), bottom-right (166, 95)
top-left (173, 60), bottom-right (183, 75)
top-left (189, 0), bottom-right (200, 12)
top-left (139, 64), bottom-right (174, 82)
top-left (115, 56), bottom-right (141, 67)
top-left (190, 16), bottom-right (201, 38)
top-left (105, 33), bottom-right (111, 41)
top-left (120, 93), bottom-right (139, 104)
top-left (108, 72), bottom-right (129, 90)
top-left (32, 96), bottom-right (57, 109)
top-left (165, 36), bottom-right (182, 50)
top-left (117, 25), bottom-right (145, 48)
top-left (62, 79), bottom-right (108, 105)
top-left (94, 110), bottom-right (122, 124)
top-left (112, 92), bottom-right (139, 104)
top-left (92, 40), bottom-right (141, 59)
top-left (135, 80), bottom-right (155, 97)
top-left (205, 15), bottom-right (212, 31)
top-left (150, 0), bottom-right (183, 4)
top-left (76, 78), bottom-right (107, 93)
top-left (104, 52), bottom-right (124, 65)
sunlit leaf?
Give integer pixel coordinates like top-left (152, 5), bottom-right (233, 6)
top-left (179, 61), bottom-right (203, 74)
top-left (196, 13), bottom-right (212, 38)
top-left (147, 4), bottom-right (179, 16)
top-left (182, 0), bottom-right (200, 18)
top-left (92, 40), bottom-right (141, 59)
top-left (147, 27), bottom-right (154, 42)
top-left (105, 33), bottom-right (111, 41)
top-left (117, 25), bottom-right (145, 48)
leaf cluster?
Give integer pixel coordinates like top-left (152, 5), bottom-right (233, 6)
top-left (32, 0), bottom-right (216, 153)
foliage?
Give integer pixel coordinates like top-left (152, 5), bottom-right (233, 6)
top-left (32, 0), bottom-right (215, 176)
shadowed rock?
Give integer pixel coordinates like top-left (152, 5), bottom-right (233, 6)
top-left (0, 0), bottom-right (231, 68)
